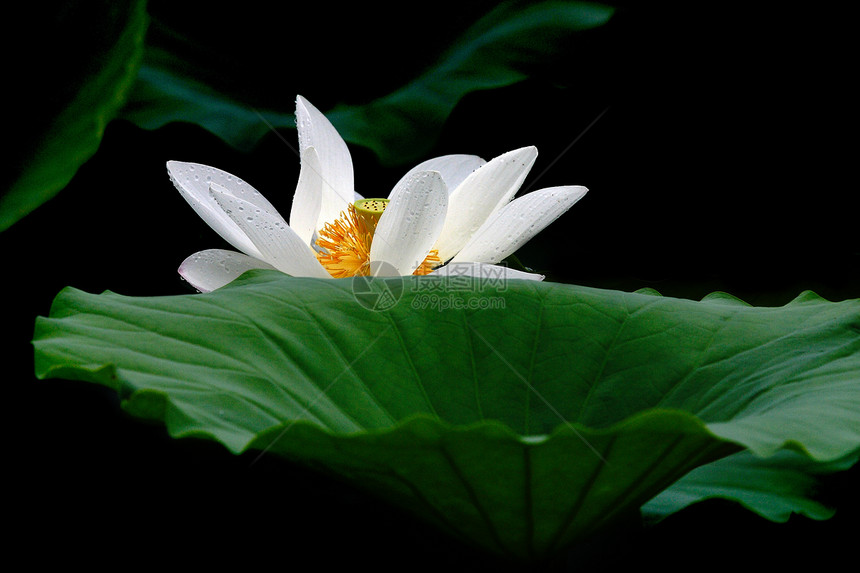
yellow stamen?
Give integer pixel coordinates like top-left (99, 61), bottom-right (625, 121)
top-left (315, 204), bottom-right (372, 278)
top-left (316, 200), bottom-right (440, 278)
top-left (412, 250), bottom-right (441, 276)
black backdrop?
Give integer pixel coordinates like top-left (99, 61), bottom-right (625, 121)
top-left (7, 2), bottom-right (857, 570)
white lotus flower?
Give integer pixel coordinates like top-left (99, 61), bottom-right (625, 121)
top-left (168, 95), bottom-right (588, 292)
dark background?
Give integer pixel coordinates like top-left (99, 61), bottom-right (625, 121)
top-left (7, 2), bottom-right (857, 570)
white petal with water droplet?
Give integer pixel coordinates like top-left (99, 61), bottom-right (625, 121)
top-left (209, 183), bottom-right (331, 278)
top-left (167, 161), bottom-right (273, 258)
top-left (451, 185), bottom-right (588, 265)
top-left (395, 154), bottom-right (486, 196)
top-left (433, 146), bottom-right (538, 263)
top-left (295, 96), bottom-right (355, 230)
top-left (371, 171), bottom-right (447, 276)
top-left (289, 146), bottom-right (323, 246)
top-left (179, 249), bottom-right (276, 292)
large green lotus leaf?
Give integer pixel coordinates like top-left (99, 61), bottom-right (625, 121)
top-left (33, 272), bottom-right (860, 561)
top-left (122, 1), bottom-right (614, 163)
top-left (1, 1), bottom-right (148, 232)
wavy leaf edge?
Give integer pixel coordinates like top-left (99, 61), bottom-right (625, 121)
top-left (34, 273), bottom-right (860, 465)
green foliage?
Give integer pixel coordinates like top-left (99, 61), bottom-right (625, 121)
top-left (123, 1), bottom-right (614, 164)
top-left (643, 448), bottom-right (859, 524)
top-left (2, 1), bottom-right (614, 231)
top-left (33, 272), bottom-right (860, 561)
top-left (1, 1), bottom-right (148, 231)
top-left (325, 1), bottom-right (615, 165)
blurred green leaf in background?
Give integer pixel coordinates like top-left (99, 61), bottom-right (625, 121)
top-left (2, 1), bottom-right (148, 232)
top-left (2, 0), bottom-right (613, 231)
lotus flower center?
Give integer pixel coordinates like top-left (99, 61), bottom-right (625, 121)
top-left (353, 198), bottom-right (388, 234)
top-left (315, 199), bottom-right (440, 278)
